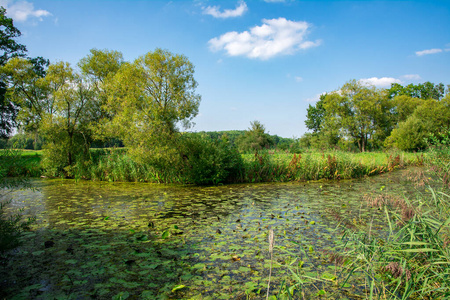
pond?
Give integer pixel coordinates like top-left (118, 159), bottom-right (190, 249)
top-left (2, 168), bottom-right (420, 299)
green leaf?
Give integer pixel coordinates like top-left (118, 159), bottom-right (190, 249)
top-left (172, 284), bottom-right (186, 292)
top-left (161, 230), bottom-right (170, 239)
top-left (112, 291), bottom-right (129, 300)
top-left (64, 259), bottom-right (77, 264)
top-left (397, 248), bottom-right (438, 252)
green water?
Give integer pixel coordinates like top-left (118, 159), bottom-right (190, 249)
top-left (1, 169), bottom-right (420, 299)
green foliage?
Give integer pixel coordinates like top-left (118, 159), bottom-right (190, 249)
top-left (87, 148), bottom-right (164, 182)
top-left (241, 150), bottom-right (419, 183)
top-left (323, 80), bottom-right (390, 152)
top-left (178, 134), bottom-right (243, 185)
top-left (0, 148), bottom-right (34, 253)
top-left (0, 200), bottom-right (33, 253)
top-left (388, 81), bottom-right (446, 100)
top-left (427, 130), bottom-right (450, 186)
top-left (0, 148), bottom-right (40, 177)
top-left (334, 189), bottom-right (450, 299)
top-left (5, 132), bottom-right (43, 150)
top-left (386, 99), bottom-right (450, 151)
top-left (236, 120), bottom-right (274, 153)
top-left (0, 7), bottom-right (28, 138)
top-left (305, 80), bottom-right (449, 152)
top-left (305, 94), bottom-right (326, 133)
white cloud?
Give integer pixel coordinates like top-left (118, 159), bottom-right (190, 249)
top-left (208, 17), bottom-right (321, 60)
top-left (202, 1), bottom-right (247, 19)
top-left (401, 74), bottom-right (421, 81)
top-left (304, 93), bottom-right (323, 103)
top-left (0, 0), bottom-right (51, 22)
top-left (295, 76), bottom-right (303, 82)
top-left (415, 48), bottom-right (443, 56)
top-left (359, 77), bottom-right (401, 87)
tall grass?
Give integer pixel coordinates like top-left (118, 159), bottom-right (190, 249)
top-left (275, 146), bottom-right (449, 299)
top-left (11, 147), bottom-right (424, 185)
top-left (77, 148), bottom-right (181, 183)
top-left (243, 149), bottom-right (422, 183)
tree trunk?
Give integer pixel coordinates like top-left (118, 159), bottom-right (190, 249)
top-left (68, 131), bottom-right (73, 167)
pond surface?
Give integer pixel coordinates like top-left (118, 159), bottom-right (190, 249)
top-left (2, 169), bottom-right (420, 299)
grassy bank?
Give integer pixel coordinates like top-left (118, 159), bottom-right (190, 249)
top-left (5, 148), bottom-right (425, 184)
top-left (0, 149), bottom-right (42, 177)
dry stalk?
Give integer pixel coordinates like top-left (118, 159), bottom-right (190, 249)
top-left (266, 229), bottom-right (274, 300)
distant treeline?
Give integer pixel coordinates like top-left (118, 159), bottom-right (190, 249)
top-left (304, 80), bottom-right (450, 152)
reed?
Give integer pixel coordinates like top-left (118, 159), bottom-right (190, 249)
top-left (277, 145), bottom-right (449, 299)
top-left (242, 149), bottom-right (421, 183)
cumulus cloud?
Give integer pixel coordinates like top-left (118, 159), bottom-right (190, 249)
top-left (0, 0), bottom-right (51, 22)
top-left (209, 18), bottom-right (321, 60)
top-left (415, 48), bottom-right (443, 56)
top-left (401, 74), bottom-right (421, 81)
top-left (202, 1), bottom-right (247, 18)
top-left (359, 77), bottom-right (401, 87)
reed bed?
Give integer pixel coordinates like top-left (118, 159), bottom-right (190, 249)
top-left (10, 148), bottom-right (424, 184)
top-left (242, 150), bottom-right (423, 183)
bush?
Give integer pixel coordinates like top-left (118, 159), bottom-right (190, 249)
top-left (178, 134), bottom-right (243, 185)
top-left (41, 131), bottom-right (90, 178)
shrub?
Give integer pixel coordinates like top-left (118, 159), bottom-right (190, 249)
top-left (178, 134), bottom-right (243, 185)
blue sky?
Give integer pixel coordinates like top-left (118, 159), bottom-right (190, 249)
top-left (1, 0), bottom-right (450, 138)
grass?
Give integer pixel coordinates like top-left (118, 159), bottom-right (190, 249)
top-left (274, 146), bottom-right (450, 299)
top-left (0, 149), bottom-right (42, 177)
top-left (242, 149), bottom-right (424, 183)
top-left (5, 148), bottom-right (425, 185)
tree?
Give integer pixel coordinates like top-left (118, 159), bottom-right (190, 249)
top-left (391, 95), bottom-right (422, 123)
top-left (78, 49), bottom-right (124, 122)
top-left (236, 120), bottom-right (274, 152)
top-left (40, 62), bottom-right (94, 175)
top-left (387, 82), bottom-right (445, 100)
top-left (104, 48), bottom-right (201, 163)
top-left (0, 7), bottom-right (27, 138)
top-left (305, 94), bottom-right (326, 134)
top-left (323, 80), bottom-right (388, 152)
top-left (1, 57), bottom-right (50, 134)
top-left (385, 99), bottom-right (450, 151)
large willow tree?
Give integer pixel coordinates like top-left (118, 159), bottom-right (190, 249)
top-left (105, 48), bottom-right (201, 163)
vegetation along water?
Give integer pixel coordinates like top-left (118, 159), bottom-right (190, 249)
top-left (0, 163), bottom-right (447, 299)
top-left (0, 5), bottom-right (449, 299)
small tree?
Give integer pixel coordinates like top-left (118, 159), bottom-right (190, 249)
top-left (236, 120), bottom-right (274, 152)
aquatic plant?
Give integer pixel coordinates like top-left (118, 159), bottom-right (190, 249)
top-left (0, 149), bottom-right (35, 253)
